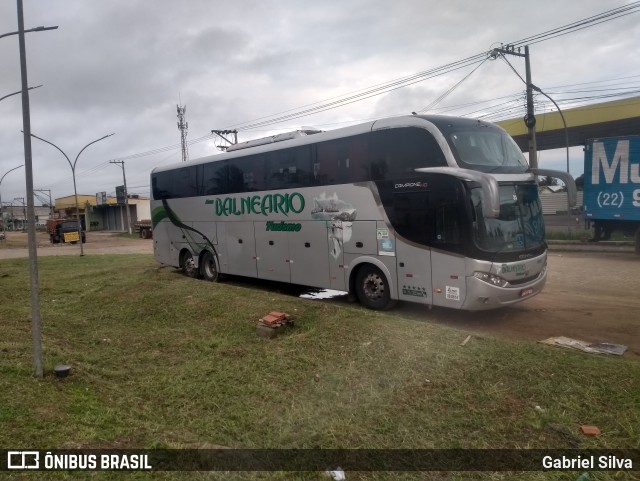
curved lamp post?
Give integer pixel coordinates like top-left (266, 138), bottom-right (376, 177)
top-left (530, 84), bottom-right (570, 174)
top-left (30, 133), bottom-right (115, 256)
top-left (0, 25), bottom-right (57, 40)
top-left (0, 164), bottom-right (24, 237)
top-left (1, 85), bottom-right (42, 103)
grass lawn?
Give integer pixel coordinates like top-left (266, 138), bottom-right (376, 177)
top-left (1, 255), bottom-right (638, 480)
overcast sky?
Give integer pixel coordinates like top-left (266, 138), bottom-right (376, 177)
top-left (1, 0), bottom-right (639, 204)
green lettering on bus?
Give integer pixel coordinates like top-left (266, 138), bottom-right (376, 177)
top-left (206, 192), bottom-right (306, 217)
top-left (266, 221), bottom-right (302, 232)
top-left (251, 195), bottom-right (260, 215)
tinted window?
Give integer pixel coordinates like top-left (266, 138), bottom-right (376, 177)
top-left (379, 174), bottom-right (466, 252)
top-left (388, 190), bottom-right (432, 245)
top-left (315, 135), bottom-right (369, 185)
top-left (152, 166), bottom-right (198, 199)
top-left (203, 161), bottom-right (230, 195)
top-left (266, 146), bottom-right (312, 190)
top-left (431, 178), bottom-right (465, 250)
top-left (153, 128), bottom-right (448, 198)
top-left (370, 128), bottom-right (446, 180)
top-left (233, 155), bottom-right (267, 192)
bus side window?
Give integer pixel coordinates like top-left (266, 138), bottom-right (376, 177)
top-left (203, 161), bottom-right (229, 195)
top-left (370, 127), bottom-right (446, 181)
top-left (267, 148), bottom-right (312, 189)
top-left (434, 204), bottom-right (461, 245)
top-left (432, 181), bottom-right (464, 247)
top-left (316, 135), bottom-right (369, 186)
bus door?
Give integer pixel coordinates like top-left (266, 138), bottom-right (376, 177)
top-left (429, 179), bottom-right (466, 308)
top-left (390, 189), bottom-right (433, 305)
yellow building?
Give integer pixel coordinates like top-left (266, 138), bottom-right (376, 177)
top-left (54, 194), bottom-right (150, 232)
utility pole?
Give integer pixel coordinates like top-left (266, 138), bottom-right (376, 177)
top-left (490, 44), bottom-right (538, 169)
top-left (34, 188), bottom-right (53, 218)
top-left (110, 160), bottom-right (132, 234)
top-left (211, 129), bottom-right (238, 151)
top-left (177, 104), bottom-right (189, 162)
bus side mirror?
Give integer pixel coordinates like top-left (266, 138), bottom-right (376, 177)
top-left (415, 167), bottom-right (500, 218)
top-left (530, 168), bottom-right (578, 207)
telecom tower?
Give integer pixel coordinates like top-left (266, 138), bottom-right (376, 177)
top-left (177, 104), bottom-right (189, 162)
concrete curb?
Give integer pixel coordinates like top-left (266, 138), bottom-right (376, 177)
top-left (547, 240), bottom-right (635, 253)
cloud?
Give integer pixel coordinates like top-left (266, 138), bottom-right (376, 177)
top-left (1, 0), bottom-right (639, 202)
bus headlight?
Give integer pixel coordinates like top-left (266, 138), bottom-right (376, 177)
top-left (473, 271), bottom-right (509, 288)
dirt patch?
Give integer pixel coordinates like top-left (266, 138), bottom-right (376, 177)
top-left (0, 231), bottom-right (152, 258)
top-left (394, 252), bottom-right (640, 359)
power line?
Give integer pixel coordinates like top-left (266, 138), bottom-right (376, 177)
top-left (101, 2), bottom-right (640, 162)
top-left (416, 58), bottom-right (490, 113)
top-left (224, 2), bottom-right (640, 132)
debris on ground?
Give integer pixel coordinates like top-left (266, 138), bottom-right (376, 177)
top-left (256, 311), bottom-right (294, 338)
top-left (325, 468), bottom-right (346, 480)
top-left (539, 336), bottom-right (627, 355)
top-left (580, 425), bottom-right (601, 436)
top-left (460, 335), bottom-right (472, 347)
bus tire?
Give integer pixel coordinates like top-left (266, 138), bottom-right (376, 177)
top-left (355, 264), bottom-right (395, 310)
top-left (200, 250), bottom-right (220, 282)
top-left (180, 250), bottom-right (199, 278)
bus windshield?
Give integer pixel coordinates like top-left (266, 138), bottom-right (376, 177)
top-left (447, 129), bottom-right (528, 172)
top-left (470, 184), bottom-right (545, 253)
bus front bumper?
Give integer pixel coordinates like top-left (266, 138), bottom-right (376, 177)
top-left (461, 270), bottom-right (547, 311)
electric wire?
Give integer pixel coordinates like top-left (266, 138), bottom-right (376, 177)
top-left (95, 2), bottom-right (640, 168)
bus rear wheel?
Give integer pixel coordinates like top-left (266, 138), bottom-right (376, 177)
top-left (180, 250), bottom-right (199, 278)
top-left (200, 251), bottom-right (219, 282)
top-left (355, 265), bottom-right (394, 310)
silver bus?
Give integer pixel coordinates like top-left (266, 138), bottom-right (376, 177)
top-left (150, 115), bottom-right (575, 310)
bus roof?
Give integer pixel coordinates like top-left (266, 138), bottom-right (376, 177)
top-left (151, 115), bottom-right (502, 174)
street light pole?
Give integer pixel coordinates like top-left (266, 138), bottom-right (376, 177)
top-left (531, 85), bottom-right (570, 174)
top-left (13, 0), bottom-right (56, 379)
top-left (29, 133), bottom-right (115, 256)
top-left (4, 2), bottom-right (58, 379)
top-left (1, 85), bottom-right (42, 103)
top-left (0, 165), bottom-right (24, 238)
top-left (0, 25), bottom-right (58, 40)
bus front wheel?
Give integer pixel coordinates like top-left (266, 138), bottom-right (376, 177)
top-left (355, 265), bottom-right (395, 310)
top-left (180, 250), bottom-right (199, 278)
top-left (200, 251), bottom-right (220, 282)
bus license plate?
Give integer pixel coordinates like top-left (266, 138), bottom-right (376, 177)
top-left (520, 288), bottom-right (534, 298)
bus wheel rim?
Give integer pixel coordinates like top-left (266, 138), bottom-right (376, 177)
top-left (363, 273), bottom-right (384, 301)
top-left (204, 257), bottom-right (216, 277)
top-left (183, 254), bottom-right (196, 275)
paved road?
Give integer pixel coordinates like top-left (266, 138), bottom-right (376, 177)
top-left (0, 231), bottom-right (152, 259)
top-left (394, 251), bottom-right (640, 358)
